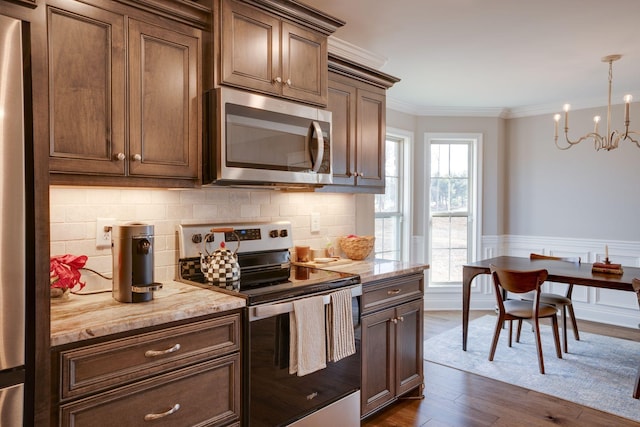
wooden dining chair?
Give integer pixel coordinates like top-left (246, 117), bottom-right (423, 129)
top-left (527, 253), bottom-right (581, 353)
top-left (633, 278), bottom-right (640, 399)
top-left (489, 265), bottom-right (562, 374)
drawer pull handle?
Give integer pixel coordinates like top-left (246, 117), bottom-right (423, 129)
top-left (144, 403), bottom-right (180, 421)
top-left (387, 289), bottom-right (401, 295)
top-left (145, 343), bottom-right (181, 358)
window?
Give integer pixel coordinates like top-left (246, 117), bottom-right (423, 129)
top-left (427, 134), bottom-right (481, 286)
top-left (375, 131), bottom-right (412, 261)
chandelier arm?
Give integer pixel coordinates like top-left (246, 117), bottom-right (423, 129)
top-left (555, 131), bottom-right (602, 150)
top-left (623, 131), bottom-right (640, 148)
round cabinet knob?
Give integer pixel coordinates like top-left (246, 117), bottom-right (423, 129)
top-left (115, 152), bottom-right (125, 161)
top-left (132, 153), bottom-right (142, 162)
top-left (285, 78), bottom-right (292, 87)
top-left (273, 76), bottom-right (282, 84)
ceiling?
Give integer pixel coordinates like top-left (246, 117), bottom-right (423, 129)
top-left (301, 0), bottom-right (640, 118)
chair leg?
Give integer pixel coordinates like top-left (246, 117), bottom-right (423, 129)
top-left (634, 367), bottom-right (640, 399)
top-left (489, 315), bottom-right (504, 361)
top-left (532, 318), bottom-right (545, 374)
top-left (516, 319), bottom-right (523, 343)
top-left (551, 315), bottom-right (562, 359)
top-left (562, 305), bottom-right (568, 353)
top-left (567, 303), bottom-right (580, 341)
top-left (508, 320), bottom-right (513, 347)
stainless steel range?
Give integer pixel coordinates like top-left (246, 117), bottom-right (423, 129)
top-left (177, 221), bottom-right (362, 427)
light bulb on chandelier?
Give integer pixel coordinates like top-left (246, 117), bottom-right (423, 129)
top-left (553, 54), bottom-right (640, 151)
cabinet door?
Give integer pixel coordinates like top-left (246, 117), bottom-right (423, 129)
top-left (128, 19), bottom-right (200, 179)
top-left (361, 307), bottom-right (395, 417)
top-left (356, 88), bottom-right (386, 189)
top-left (221, 0), bottom-right (280, 96)
top-left (281, 21), bottom-right (327, 105)
top-left (47, 1), bottom-right (126, 175)
top-left (395, 299), bottom-right (424, 396)
top-left (327, 76), bottom-right (356, 185)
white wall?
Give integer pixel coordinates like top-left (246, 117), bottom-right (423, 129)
top-left (506, 103), bottom-right (640, 241)
top-left (50, 186), bottom-right (358, 292)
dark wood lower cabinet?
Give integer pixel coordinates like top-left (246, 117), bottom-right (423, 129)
top-left (52, 313), bottom-right (242, 427)
top-left (361, 273), bottom-right (425, 418)
top-left (60, 355), bottom-right (240, 426)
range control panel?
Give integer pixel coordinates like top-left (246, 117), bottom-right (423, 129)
top-left (178, 221), bottom-right (293, 258)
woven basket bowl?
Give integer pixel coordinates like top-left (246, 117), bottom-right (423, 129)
top-left (339, 235), bottom-right (375, 260)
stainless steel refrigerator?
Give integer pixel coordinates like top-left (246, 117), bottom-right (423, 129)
top-left (0, 13), bottom-right (26, 425)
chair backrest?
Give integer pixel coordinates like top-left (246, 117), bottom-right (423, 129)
top-left (530, 253), bottom-right (581, 264)
top-left (633, 278), bottom-right (640, 308)
top-left (490, 264), bottom-right (548, 295)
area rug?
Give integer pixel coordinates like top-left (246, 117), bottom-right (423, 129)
top-left (423, 315), bottom-right (640, 422)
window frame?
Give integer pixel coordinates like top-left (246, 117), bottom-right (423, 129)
top-left (374, 128), bottom-right (413, 262)
top-left (425, 132), bottom-right (482, 288)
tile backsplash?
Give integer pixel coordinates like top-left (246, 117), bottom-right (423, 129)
top-left (50, 186), bottom-right (357, 292)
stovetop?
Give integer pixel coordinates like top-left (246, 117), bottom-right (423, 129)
top-left (177, 221), bottom-right (360, 305)
top-left (181, 264), bottom-right (360, 305)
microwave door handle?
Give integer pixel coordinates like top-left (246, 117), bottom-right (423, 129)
top-left (309, 120), bottom-right (324, 173)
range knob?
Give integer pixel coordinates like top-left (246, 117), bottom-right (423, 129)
top-left (269, 229), bottom-right (279, 238)
top-left (191, 234), bottom-right (202, 244)
top-left (279, 229), bottom-right (288, 238)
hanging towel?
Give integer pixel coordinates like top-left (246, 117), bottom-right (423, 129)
top-left (289, 295), bottom-right (327, 376)
top-left (326, 288), bottom-right (356, 362)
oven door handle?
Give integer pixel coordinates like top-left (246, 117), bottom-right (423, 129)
top-left (250, 285), bottom-right (362, 321)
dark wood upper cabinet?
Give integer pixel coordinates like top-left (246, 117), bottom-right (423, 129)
top-left (46, 0), bottom-right (207, 187)
top-left (219, 0), bottom-right (342, 106)
top-left (327, 77), bottom-right (357, 185)
top-left (47, 2), bottom-right (127, 176)
top-left (325, 54), bottom-right (399, 193)
top-left (128, 19), bottom-right (199, 179)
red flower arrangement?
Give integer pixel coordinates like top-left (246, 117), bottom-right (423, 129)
top-left (50, 254), bottom-right (88, 292)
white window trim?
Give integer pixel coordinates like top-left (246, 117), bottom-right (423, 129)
top-left (386, 127), bottom-right (413, 262)
top-left (424, 132), bottom-right (483, 291)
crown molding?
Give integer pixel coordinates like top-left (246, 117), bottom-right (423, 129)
top-left (387, 97), bottom-right (509, 118)
top-left (328, 37), bottom-right (388, 70)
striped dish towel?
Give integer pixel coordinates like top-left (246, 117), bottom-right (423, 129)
top-left (326, 288), bottom-right (355, 362)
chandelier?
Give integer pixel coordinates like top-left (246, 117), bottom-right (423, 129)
top-left (554, 54), bottom-right (640, 151)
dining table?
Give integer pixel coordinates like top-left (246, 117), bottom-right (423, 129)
top-left (461, 255), bottom-right (640, 398)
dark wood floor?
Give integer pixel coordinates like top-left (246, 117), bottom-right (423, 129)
top-left (362, 310), bottom-right (640, 427)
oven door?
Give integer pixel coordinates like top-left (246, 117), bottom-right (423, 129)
top-left (247, 286), bottom-right (361, 427)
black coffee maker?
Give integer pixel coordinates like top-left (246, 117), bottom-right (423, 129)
top-left (112, 223), bottom-right (162, 303)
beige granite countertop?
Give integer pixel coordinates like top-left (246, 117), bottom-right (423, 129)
top-left (51, 259), bottom-right (426, 347)
top-left (50, 281), bottom-right (245, 347)
top-left (295, 258), bottom-right (429, 283)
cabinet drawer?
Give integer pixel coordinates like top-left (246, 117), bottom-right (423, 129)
top-left (60, 354), bottom-right (241, 427)
top-left (362, 274), bottom-right (423, 313)
top-left (60, 314), bottom-right (240, 400)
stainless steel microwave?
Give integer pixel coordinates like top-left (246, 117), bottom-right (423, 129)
top-left (204, 87), bottom-right (332, 187)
